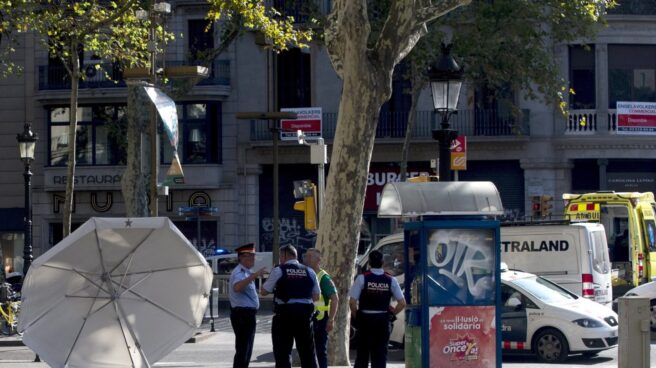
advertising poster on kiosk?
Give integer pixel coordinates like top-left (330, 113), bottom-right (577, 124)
top-left (425, 228), bottom-right (497, 368)
top-left (429, 306), bottom-right (496, 368)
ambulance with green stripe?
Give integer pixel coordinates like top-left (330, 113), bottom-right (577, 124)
top-left (563, 191), bottom-right (656, 296)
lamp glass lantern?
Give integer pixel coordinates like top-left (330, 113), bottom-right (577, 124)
top-left (428, 44), bottom-right (464, 115)
top-left (17, 124), bottom-right (38, 164)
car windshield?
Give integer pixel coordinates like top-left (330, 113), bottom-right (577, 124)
top-left (511, 276), bottom-right (577, 304)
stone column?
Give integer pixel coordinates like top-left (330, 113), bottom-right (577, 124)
top-left (596, 44), bottom-right (610, 134)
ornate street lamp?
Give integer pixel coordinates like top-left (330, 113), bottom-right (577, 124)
top-left (16, 123), bottom-right (38, 276)
top-left (429, 43), bottom-right (463, 182)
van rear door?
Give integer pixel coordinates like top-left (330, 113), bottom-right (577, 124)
top-left (640, 206), bottom-right (656, 282)
top-left (588, 227), bottom-right (613, 306)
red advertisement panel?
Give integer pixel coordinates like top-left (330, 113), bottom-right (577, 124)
top-left (616, 101), bottom-right (656, 134)
top-left (429, 306), bottom-right (497, 368)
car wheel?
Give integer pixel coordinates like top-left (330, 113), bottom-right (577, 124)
top-left (650, 299), bottom-right (656, 332)
top-left (533, 328), bottom-right (569, 363)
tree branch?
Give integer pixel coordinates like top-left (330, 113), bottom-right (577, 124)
top-left (375, 0), bottom-right (471, 70)
top-left (325, 0), bottom-right (369, 80)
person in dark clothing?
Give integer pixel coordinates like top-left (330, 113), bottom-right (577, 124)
top-left (229, 244), bottom-right (267, 368)
top-left (349, 250), bottom-right (406, 368)
top-left (262, 245), bottom-right (320, 368)
top-left (614, 229), bottom-right (629, 262)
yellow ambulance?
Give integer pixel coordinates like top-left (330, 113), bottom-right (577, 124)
top-left (563, 191), bottom-right (656, 296)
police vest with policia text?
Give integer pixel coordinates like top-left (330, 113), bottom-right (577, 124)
top-left (314, 269), bottom-right (331, 320)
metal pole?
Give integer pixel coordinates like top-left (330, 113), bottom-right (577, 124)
top-left (148, 15), bottom-right (159, 216)
top-left (22, 162), bottom-right (33, 276)
top-left (318, 162), bottom-right (325, 219)
top-left (272, 122), bottom-right (280, 265)
top-left (433, 113), bottom-right (457, 182)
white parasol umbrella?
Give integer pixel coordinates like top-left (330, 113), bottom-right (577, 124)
top-left (18, 217), bottom-right (213, 368)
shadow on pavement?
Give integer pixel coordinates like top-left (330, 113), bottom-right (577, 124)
top-left (502, 353), bottom-right (614, 365)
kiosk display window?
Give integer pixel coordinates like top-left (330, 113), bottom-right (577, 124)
top-left (426, 228), bottom-right (496, 305)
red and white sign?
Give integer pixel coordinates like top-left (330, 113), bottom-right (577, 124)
top-left (280, 107), bottom-right (322, 141)
top-left (450, 135), bottom-right (467, 171)
top-left (616, 101), bottom-right (656, 135)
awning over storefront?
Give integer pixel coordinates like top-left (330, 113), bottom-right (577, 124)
top-left (0, 208), bottom-right (25, 231)
top-left (377, 181), bottom-right (504, 218)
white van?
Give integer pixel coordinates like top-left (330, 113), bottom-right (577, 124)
top-left (501, 222), bottom-right (612, 307)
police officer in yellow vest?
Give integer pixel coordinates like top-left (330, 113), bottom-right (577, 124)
top-left (303, 248), bottom-right (338, 368)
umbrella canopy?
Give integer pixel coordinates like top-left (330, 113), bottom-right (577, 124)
top-left (18, 217), bottom-right (213, 368)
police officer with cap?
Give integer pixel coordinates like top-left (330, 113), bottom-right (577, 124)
top-left (349, 250), bottom-right (406, 368)
top-left (262, 245), bottom-right (320, 368)
top-left (229, 243), bottom-right (267, 368)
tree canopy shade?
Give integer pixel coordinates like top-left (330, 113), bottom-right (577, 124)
top-left (15, 0), bottom-right (157, 236)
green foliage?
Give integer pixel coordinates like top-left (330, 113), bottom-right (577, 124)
top-left (206, 0), bottom-right (314, 51)
top-left (0, 0), bottom-right (28, 77)
top-left (16, 0), bottom-right (161, 74)
top-left (441, 0), bottom-right (617, 113)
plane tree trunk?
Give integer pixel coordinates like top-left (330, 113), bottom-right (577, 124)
top-left (319, 0), bottom-right (472, 364)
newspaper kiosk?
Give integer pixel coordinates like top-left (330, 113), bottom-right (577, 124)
top-left (378, 181), bottom-right (503, 368)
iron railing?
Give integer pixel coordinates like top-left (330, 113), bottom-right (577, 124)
top-left (566, 109), bottom-right (621, 134)
top-left (608, 0), bottom-right (656, 15)
top-left (250, 109), bottom-right (530, 141)
top-left (38, 60), bottom-right (231, 90)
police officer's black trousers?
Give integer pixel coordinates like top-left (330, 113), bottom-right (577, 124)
top-left (354, 312), bottom-right (391, 368)
top-left (272, 303), bottom-right (318, 368)
top-left (230, 307), bottom-right (257, 368)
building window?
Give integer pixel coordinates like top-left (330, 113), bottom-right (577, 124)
top-left (277, 48), bottom-right (311, 108)
top-left (608, 44), bottom-right (656, 108)
top-left (161, 102), bottom-right (221, 164)
top-left (49, 102), bottom-right (221, 166)
top-left (569, 45), bottom-right (595, 109)
top-left (1, 232), bottom-right (23, 276)
top-left (48, 105), bottom-right (127, 166)
top-left (188, 19), bottom-right (214, 62)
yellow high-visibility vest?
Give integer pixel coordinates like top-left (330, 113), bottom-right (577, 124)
top-left (314, 269), bottom-right (331, 320)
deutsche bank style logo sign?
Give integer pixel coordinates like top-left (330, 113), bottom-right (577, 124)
top-left (280, 107), bottom-right (322, 141)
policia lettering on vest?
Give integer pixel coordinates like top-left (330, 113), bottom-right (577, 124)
top-left (262, 245), bottom-right (320, 368)
top-left (349, 250), bottom-right (406, 368)
top-left (303, 248), bottom-right (339, 368)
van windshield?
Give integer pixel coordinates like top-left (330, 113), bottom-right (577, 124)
top-left (591, 230), bottom-right (610, 274)
top-left (512, 276), bottom-right (577, 304)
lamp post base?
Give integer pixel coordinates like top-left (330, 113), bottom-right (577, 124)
top-left (432, 128), bottom-right (458, 182)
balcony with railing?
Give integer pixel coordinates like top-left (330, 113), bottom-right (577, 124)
top-left (566, 109), bottom-right (622, 134)
top-left (38, 60), bottom-right (231, 90)
top-left (608, 0), bottom-right (656, 16)
top-left (250, 109), bottom-right (530, 141)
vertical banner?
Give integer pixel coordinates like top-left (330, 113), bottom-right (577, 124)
top-left (450, 135), bottom-right (467, 171)
top-left (144, 86), bottom-right (184, 184)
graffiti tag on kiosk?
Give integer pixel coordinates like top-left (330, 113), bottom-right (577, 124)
top-left (428, 230), bottom-right (494, 299)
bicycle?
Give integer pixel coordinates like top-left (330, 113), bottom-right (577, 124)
top-left (0, 282), bottom-right (20, 336)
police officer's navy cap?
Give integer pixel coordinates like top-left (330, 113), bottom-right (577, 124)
top-left (235, 243), bottom-right (256, 254)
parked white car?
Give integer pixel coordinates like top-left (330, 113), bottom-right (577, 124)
top-left (613, 280), bottom-right (656, 331)
top-left (500, 265), bottom-right (618, 362)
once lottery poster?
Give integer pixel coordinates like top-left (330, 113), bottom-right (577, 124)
top-left (429, 306), bottom-right (497, 368)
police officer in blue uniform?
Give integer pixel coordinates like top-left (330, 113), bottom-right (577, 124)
top-left (262, 245), bottom-right (320, 368)
top-left (349, 250), bottom-right (406, 368)
top-left (229, 244), bottom-right (267, 368)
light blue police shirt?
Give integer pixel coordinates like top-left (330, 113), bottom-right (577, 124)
top-left (229, 264), bottom-right (260, 309)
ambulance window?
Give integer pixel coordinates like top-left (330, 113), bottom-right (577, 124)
top-left (591, 231), bottom-right (610, 273)
top-left (645, 219), bottom-right (656, 252)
